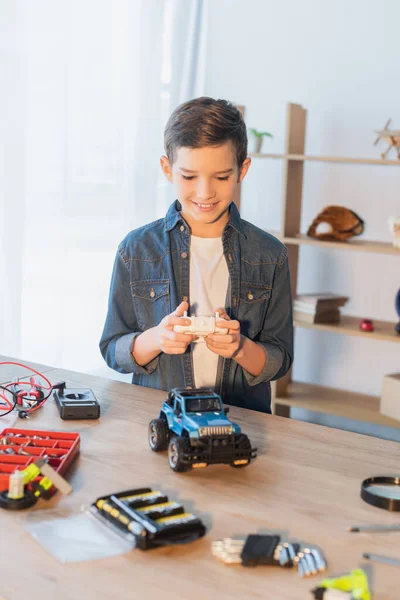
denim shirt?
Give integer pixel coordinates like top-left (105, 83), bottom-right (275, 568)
top-left (100, 200), bottom-right (293, 413)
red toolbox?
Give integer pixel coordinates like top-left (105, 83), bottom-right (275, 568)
top-left (0, 427), bottom-right (80, 493)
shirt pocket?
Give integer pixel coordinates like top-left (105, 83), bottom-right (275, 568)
top-left (131, 279), bottom-right (170, 331)
top-left (238, 283), bottom-right (272, 338)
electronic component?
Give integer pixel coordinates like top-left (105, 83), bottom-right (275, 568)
top-left (53, 384), bottom-right (100, 420)
top-left (0, 360), bottom-right (66, 419)
top-left (173, 311), bottom-right (228, 340)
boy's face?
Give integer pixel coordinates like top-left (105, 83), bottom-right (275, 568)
top-left (160, 141), bottom-right (251, 237)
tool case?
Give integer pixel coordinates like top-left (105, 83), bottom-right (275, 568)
top-left (0, 427), bottom-right (80, 493)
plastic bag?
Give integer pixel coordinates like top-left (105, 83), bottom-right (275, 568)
top-left (25, 506), bottom-right (135, 563)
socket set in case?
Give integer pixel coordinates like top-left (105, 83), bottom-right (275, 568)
top-left (0, 427), bottom-right (80, 493)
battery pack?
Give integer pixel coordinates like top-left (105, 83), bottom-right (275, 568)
top-left (93, 487), bottom-right (206, 550)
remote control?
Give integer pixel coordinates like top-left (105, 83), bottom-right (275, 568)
top-left (173, 311), bottom-right (228, 340)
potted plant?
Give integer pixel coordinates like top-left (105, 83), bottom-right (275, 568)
top-left (248, 128), bottom-right (273, 153)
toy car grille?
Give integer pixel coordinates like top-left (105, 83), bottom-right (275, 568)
top-left (199, 425), bottom-right (233, 436)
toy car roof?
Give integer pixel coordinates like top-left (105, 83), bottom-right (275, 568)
top-left (168, 388), bottom-right (221, 400)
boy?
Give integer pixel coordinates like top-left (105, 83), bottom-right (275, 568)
top-left (100, 97), bottom-right (293, 413)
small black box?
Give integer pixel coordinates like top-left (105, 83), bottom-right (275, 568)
top-left (53, 387), bottom-right (100, 420)
top-left (240, 534), bottom-right (281, 567)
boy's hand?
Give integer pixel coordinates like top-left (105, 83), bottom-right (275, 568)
top-left (205, 307), bottom-right (243, 359)
top-left (155, 301), bottom-right (196, 354)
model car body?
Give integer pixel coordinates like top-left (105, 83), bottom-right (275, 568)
top-left (148, 388), bottom-right (257, 472)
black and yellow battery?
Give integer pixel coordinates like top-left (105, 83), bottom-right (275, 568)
top-left (93, 487), bottom-right (206, 550)
top-left (136, 501), bottom-right (184, 520)
top-left (119, 489), bottom-right (169, 509)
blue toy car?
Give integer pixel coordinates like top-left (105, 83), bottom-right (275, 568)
top-left (148, 388), bottom-right (257, 472)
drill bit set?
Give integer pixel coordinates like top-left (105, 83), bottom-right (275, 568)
top-left (212, 534), bottom-right (327, 577)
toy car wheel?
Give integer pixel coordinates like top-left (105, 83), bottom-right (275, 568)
top-left (168, 436), bottom-right (189, 472)
top-left (148, 418), bottom-right (169, 452)
top-left (230, 436), bottom-right (251, 468)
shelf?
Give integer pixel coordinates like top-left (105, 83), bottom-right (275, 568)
top-left (250, 103), bottom-right (400, 429)
top-left (283, 234), bottom-right (400, 255)
top-left (294, 315), bottom-right (400, 343)
top-left (273, 381), bottom-right (400, 427)
top-left (250, 152), bottom-right (400, 166)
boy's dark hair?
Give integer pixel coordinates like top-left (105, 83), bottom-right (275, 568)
top-left (164, 97), bottom-right (247, 169)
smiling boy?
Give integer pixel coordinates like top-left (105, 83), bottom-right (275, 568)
top-left (100, 97), bottom-right (293, 413)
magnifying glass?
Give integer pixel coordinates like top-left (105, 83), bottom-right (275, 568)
top-left (361, 476), bottom-right (400, 511)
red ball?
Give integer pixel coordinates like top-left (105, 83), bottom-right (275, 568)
top-left (360, 318), bottom-right (374, 332)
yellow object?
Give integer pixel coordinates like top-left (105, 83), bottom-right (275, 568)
top-left (21, 464), bottom-right (41, 485)
top-left (136, 502), bottom-right (175, 512)
top-left (155, 512), bottom-right (194, 524)
top-left (318, 569), bottom-right (371, 600)
top-left (33, 476), bottom-right (53, 497)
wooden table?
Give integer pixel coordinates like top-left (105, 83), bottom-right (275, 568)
top-left (1, 356), bottom-right (400, 600)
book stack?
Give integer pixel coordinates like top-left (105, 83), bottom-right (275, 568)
top-left (293, 293), bottom-right (349, 324)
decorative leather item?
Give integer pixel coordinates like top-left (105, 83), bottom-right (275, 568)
top-left (307, 205), bottom-right (364, 241)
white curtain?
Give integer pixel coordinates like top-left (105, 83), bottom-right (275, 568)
top-left (0, 0), bottom-right (207, 378)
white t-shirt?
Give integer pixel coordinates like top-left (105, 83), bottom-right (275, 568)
top-left (190, 235), bottom-right (229, 389)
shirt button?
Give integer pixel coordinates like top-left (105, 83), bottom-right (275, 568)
top-left (186, 386), bottom-right (192, 390)
top-left (181, 252), bottom-right (187, 259)
top-left (247, 292), bottom-right (254, 300)
top-left (180, 225), bottom-right (185, 232)
top-left (182, 296), bottom-right (188, 302)
top-left (150, 289), bottom-right (155, 298)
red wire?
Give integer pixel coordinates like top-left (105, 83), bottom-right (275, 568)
top-left (0, 362), bottom-right (53, 389)
top-left (0, 390), bottom-right (14, 411)
top-left (0, 361), bottom-right (54, 414)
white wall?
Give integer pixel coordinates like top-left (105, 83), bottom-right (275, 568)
top-left (1, 1), bottom-right (204, 384)
top-left (203, 0), bottom-right (400, 399)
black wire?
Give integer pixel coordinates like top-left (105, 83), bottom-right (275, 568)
top-left (0, 385), bottom-right (17, 417)
top-left (24, 386), bottom-right (53, 413)
top-left (0, 382), bottom-right (54, 417)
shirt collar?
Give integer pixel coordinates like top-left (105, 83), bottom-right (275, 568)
top-left (164, 200), bottom-right (246, 238)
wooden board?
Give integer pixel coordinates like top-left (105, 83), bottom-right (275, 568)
top-left (273, 380), bottom-right (400, 427)
top-left (284, 233), bottom-right (400, 255)
top-left (294, 315), bottom-right (400, 343)
top-left (250, 152), bottom-right (400, 166)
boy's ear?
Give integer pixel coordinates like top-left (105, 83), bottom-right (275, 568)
top-left (237, 156), bottom-right (251, 183)
top-left (160, 155), bottom-right (173, 182)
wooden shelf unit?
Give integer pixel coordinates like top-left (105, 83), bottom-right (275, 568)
top-left (267, 231), bottom-right (400, 255)
top-left (250, 152), bottom-right (400, 167)
top-left (283, 233), bottom-right (400, 255)
top-left (271, 381), bottom-right (400, 427)
top-left (241, 103), bottom-right (400, 426)
top-left (294, 315), bottom-right (400, 343)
